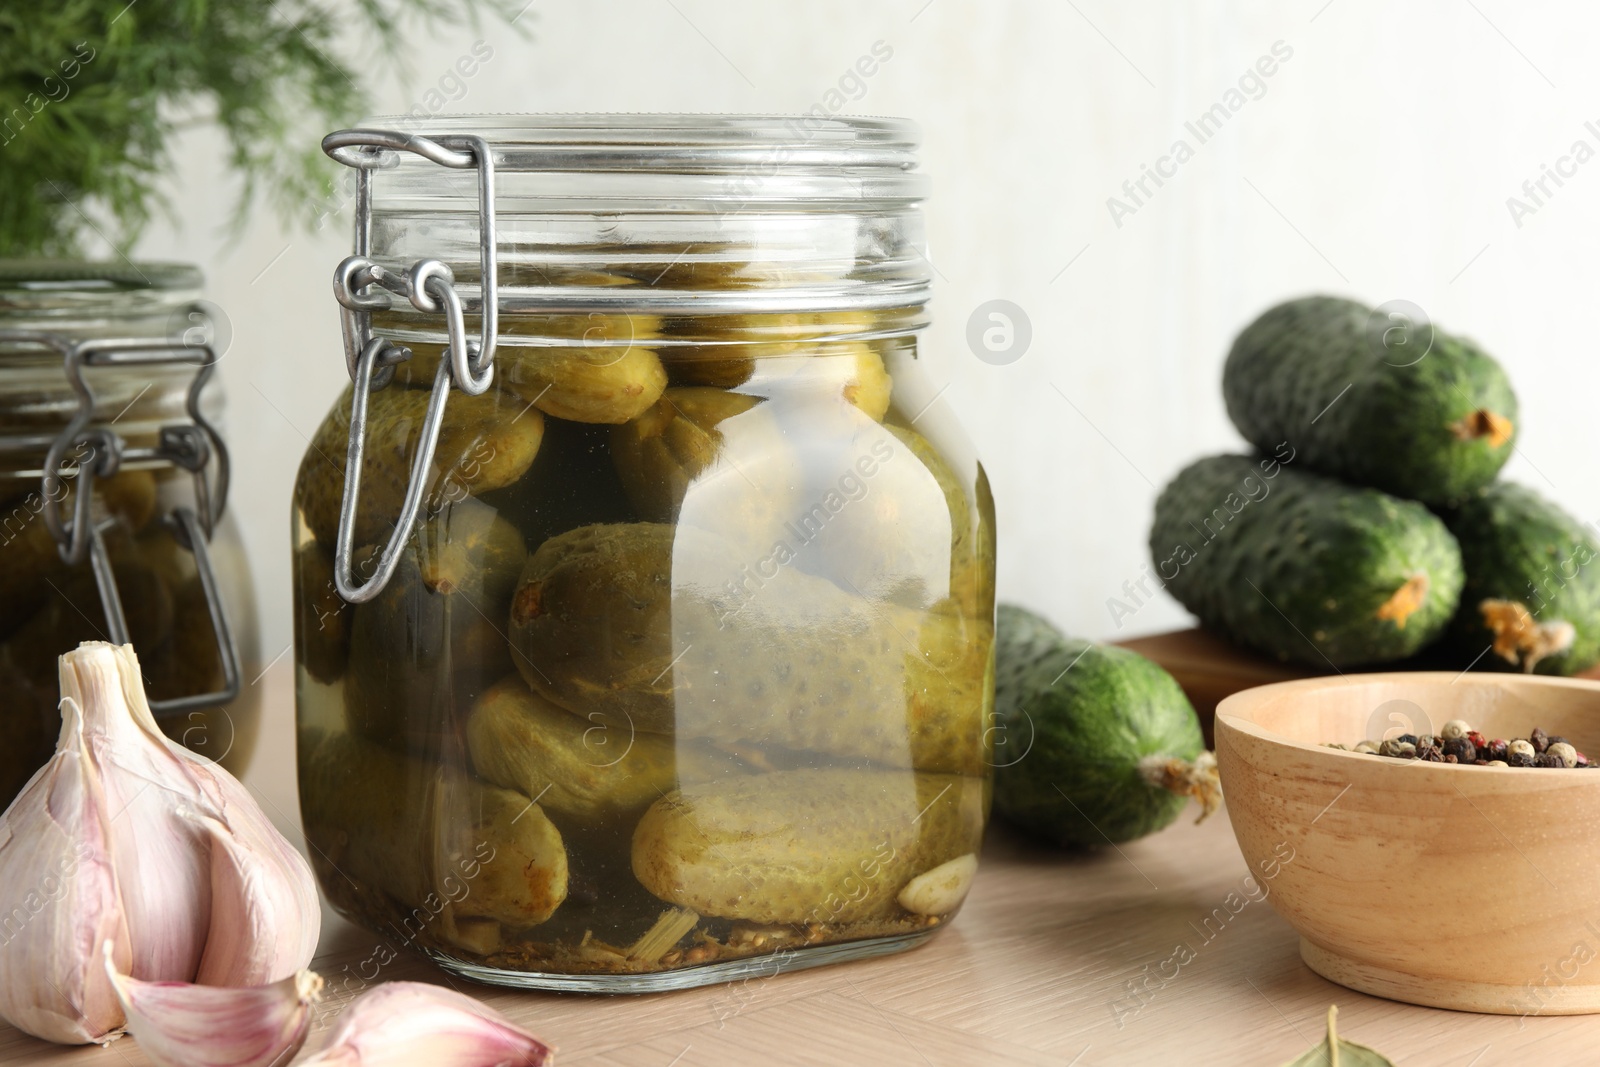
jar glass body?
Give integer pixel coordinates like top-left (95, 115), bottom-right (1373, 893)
top-left (0, 262), bottom-right (262, 804)
top-left (293, 117), bottom-right (995, 990)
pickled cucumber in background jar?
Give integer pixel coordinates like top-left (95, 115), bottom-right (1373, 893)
top-left (294, 116), bottom-right (995, 991)
top-left (0, 261), bottom-right (261, 804)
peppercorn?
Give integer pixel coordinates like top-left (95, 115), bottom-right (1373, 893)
top-left (1329, 725), bottom-right (1583, 770)
top-left (1547, 742), bottom-right (1578, 768)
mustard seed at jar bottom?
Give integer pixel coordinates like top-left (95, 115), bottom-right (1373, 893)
top-left (0, 261), bottom-right (261, 805)
top-left (294, 116), bottom-right (995, 991)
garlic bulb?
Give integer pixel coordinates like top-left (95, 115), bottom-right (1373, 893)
top-left (105, 943), bottom-right (322, 1067)
top-left (0, 642), bottom-right (319, 1045)
top-left (302, 983), bottom-right (553, 1067)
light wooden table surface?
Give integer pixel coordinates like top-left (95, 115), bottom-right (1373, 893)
top-left (4, 663), bottom-right (1598, 1066)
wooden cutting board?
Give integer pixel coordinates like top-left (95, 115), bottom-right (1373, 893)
top-left (1115, 627), bottom-right (1600, 747)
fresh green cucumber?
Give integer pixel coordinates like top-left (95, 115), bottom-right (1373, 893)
top-left (993, 605), bottom-right (1217, 847)
top-left (1223, 295), bottom-right (1517, 507)
top-left (1441, 482), bottom-right (1600, 675)
top-left (1149, 454), bottom-right (1463, 666)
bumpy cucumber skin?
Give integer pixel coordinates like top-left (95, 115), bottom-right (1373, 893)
top-left (1441, 482), bottom-right (1600, 675)
top-left (992, 605), bottom-right (1203, 847)
top-left (1150, 455), bottom-right (1463, 667)
top-left (1223, 295), bottom-right (1518, 507)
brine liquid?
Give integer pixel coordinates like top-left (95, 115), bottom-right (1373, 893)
top-left (293, 337), bottom-right (995, 984)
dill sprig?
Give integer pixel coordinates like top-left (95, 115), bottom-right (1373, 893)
top-left (0, 0), bottom-right (524, 256)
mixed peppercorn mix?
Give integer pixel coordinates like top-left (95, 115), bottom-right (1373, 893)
top-left (1327, 719), bottom-right (1591, 768)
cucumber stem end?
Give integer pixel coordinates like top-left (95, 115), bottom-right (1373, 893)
top-left (1480, 598), bottom-right (1576, 673)
top-left (1138, 751), bottom-right (1222, 823)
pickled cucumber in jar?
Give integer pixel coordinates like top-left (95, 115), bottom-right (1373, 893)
top-left (506, 522), bottom-right (990, 774)
top-left (466, 674), bottom-right (748, 822)
top-left (667, 339), bottom-right (892, 421)
top-left (609, 387), bottom-right (804, 562)
top-left (609, 347), bottom-right (895, 563)
top-left (343, 500), bottom-right (527, 753)
top-left (297, 383), bottom-right (545, 548)
top-left (301, 730), bottom-right (568, 953)
top-left (0, 469), bottom-right (158, 640)
top-left (745, 342), bottom-right (893, 422)
top-left (610, 387), bottom-right (765, 522)
top-left (782, 421), bottom-right (992, 617)
top-left (503, 346), bottom-right (668, 425)
top-left (293, 539), bottom-right (351, 685)
top-left (632, 768), bottom-right (984, 923)
top-left (392, 325), bottom-right (668, 425)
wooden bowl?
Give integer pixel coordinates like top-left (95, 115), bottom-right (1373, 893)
top-left (1216, 672), bottom-right (1600, 1015)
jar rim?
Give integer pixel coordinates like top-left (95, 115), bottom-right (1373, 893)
top-left (0, 259), bottom-right (202, 293)
top-left (352, 113), bottom-right (927, 206)
top-left (361, 112), bottom-right (919, 152)
top-left (0, 260), bottom-right (211, 399)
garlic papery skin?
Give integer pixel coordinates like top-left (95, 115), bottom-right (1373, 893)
top-left (301, 983), bottom-right (553, 1067)
top-left (106, 944), bottom-right (322, 1067)
top-left (0, 643), bottom-right (320, 1045)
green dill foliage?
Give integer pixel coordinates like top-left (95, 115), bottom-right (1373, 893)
top-left (0, 0), bottom-right (524, 256)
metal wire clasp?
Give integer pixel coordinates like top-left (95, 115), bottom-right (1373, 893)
top-left (322, 128), bottom-right (500, 603)
top-left (0, 328), bottom-right (242, 719)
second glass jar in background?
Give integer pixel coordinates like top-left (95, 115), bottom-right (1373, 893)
top-left (0, 260), bottom-right (261, 804)
top-left (293, 115), bottom-right (996, 990)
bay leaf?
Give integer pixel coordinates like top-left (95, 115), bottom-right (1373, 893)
top-left (1281, 1006), bottom-right (1395, 1067)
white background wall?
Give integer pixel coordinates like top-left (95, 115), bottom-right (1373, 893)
top-left (126, 0), bottom-right (1600, 664)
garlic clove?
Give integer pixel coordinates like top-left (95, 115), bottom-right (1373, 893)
top-left (64, 643), bottom-right (214, 983)
top-left (896, 852), bottom-right (978, 916)
top-left (189, 808), bottom-right (320, 988)
top-left (302, 983), bottom-right (553, 1067)
top-left (0, 691), bottom-right (131, 1044)
top-left (106, 942), bottom-right (323, 1067)
top-left (126, 656), bottom-right (320, 986)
